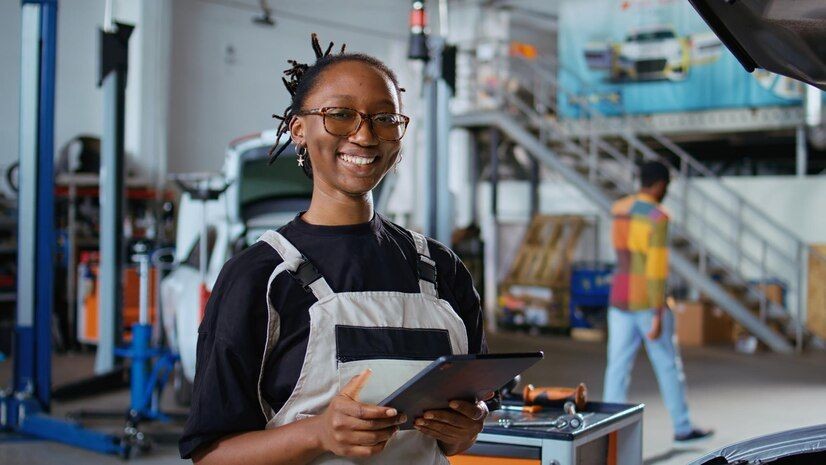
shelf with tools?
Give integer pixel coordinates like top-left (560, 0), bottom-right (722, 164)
top-left (54, 173), bottom-right (176, 350)
top-left (496, 214), bottom-right (610, 338)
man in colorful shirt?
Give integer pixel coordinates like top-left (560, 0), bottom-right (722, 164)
top-left (604, 161), bottom-right (713, 443)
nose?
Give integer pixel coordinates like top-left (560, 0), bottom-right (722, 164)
top-left (348, 116), bottom-right (379, 146)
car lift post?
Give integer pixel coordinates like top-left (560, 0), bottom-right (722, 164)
top-left (0, 0), bottom-right (127, 456)
top-left (410, 0), bottom-right (454, 244)
top-left (95, 9), bottom-right (133, 376)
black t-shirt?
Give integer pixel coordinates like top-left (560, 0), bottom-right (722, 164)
top-left (179, 213), bottom-right (487, 459)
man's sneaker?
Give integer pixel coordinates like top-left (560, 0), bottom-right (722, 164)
top-left (674, 428), bottom-right (715, 443)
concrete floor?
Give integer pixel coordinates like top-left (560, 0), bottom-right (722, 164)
top-left (1, 332), bottom-right (825, 464)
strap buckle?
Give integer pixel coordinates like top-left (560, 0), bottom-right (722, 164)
top-left (290, 259), bottom-right (321, 292)
top-left (417, 255), bottom-right (437, 285)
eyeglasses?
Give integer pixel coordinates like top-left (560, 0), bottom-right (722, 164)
top-left (297, 107), bottom-right (410, 142)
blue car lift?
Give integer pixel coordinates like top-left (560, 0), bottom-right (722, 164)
top-left (0, 0), bottom-right (123, 455)
top-left (0, 1), bottom-right (181, 457)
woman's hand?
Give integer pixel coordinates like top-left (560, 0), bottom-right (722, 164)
top-left (414, 398), bottom-right (489, 456)
top-left (314, 369), bottom-right (406, 458)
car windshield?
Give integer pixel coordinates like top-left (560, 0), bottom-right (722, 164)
top-left (238, 145), bottom-right (313, 207)
top-left (626, 30), bottom-right (676, 42)
top-left (237, 143), bottom-right (389, 217)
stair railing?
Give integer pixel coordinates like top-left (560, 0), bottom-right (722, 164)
top-left (462, 42), bottom-right (824, 349)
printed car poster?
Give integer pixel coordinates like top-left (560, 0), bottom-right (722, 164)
top-left (558, 0), bottom-right (807, 117)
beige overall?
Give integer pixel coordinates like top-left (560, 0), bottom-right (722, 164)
top-left (256, 229), bottom-right (469, 464)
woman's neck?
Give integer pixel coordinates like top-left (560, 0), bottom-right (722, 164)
top-left (302, 187), bottom-right (374, 226)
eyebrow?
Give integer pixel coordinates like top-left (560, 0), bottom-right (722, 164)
top-left (326, 95), bottom-right (397, 108)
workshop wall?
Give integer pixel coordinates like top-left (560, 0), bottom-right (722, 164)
top-left (0, 0), bottom-right (156, 182)
top-left (476, 175), bottom-right (826, 284)
top-left (0, 1), bottom-right (21, 178)
top-left (0, 0), bottom-right (437, 228)
top-left (166, 0), bottom-right (416, 175)
top-left (707, 176), bottom-right (826, 244)
top-left (476, 179), bottom-right (615, 268)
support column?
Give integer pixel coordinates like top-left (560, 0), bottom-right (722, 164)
top-left (15, 0), bottom-right (57, 410)
top-left (483, 128), bottom-right (500, 332)
top-left (529, 155), bottom-right (540, 217)
top-left (424, 54), bottom-right (438, 237)
top-left (95, 21), bottom-right (133, 374)
top-left (34, 0), bottom-right (57, 410)
top-left (795, 125), bottom-right (807, 177)
top-left (14, 2), bottom-right (43, 398)
top-left (468, 131), bottom-right (479, 225)
top-left (435, 72), bottom-right (453, 244)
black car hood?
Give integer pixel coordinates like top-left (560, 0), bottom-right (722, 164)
top-left (688, 0), bottom-right (826, 90)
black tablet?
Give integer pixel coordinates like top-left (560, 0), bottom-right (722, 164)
top-left (378, 352), bottom-right (544, 430)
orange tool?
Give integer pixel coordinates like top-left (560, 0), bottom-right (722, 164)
top-left (523, 382), bottom-right (588, 411)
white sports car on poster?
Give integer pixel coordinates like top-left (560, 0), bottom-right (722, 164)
top-left (584, 25), bottom-right (722, 82)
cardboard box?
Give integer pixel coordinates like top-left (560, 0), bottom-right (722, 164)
top-left (673, 300), bottom-right (733, 347)
top-left (755, 282), bottom-right (785, 306)
top-left (808, 245), bottom-right (826, 340)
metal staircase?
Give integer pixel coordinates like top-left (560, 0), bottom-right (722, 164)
top-left (454, 50), bottom-right (826, 353)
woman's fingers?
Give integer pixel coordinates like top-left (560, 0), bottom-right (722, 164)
top-left (418, 409), bottom-right (475, 429)
top-left (333, 395), bottom-right (398, 420)
top-left (321, 378), bottom-right (406, 458)
top-left (449, 400), bottom-right (488, 420)
top-left (339, 369), bottom-right (372, 401)
top-left (335, 413), bottom-right (406, 432)
top-left (415, 423), bottom-right (462, 443)
top-left (344, 428), bottom-right (399, 446)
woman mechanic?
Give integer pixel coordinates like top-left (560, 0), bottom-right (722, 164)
top-left (179, 35), bottom-right (489, 464)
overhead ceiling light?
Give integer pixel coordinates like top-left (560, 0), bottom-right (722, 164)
top-left (252, 0), bottom-right (275, 27)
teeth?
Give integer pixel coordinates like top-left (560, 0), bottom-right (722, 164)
top-left (339, 154), bottom-right (377, 166)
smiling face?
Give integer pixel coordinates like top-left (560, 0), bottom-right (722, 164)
top-left (288, 60), bottom-right (403, 199)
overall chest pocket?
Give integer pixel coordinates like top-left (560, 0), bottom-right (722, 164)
top-left (335, 326), bottom-right (453, 405)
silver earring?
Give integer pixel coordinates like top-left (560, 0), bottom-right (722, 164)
top-left (297, 146), bottom-right (306, 167)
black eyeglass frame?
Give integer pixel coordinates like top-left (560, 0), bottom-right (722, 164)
top-left (296, 107), bottom-right (410, 141)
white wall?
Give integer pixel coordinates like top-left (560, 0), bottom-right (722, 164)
top-left (54, 0), bottom-right (105, 162)
top-left (476, 178), bottom-right (615, 275)
top-left (166, 0), bottom-right (417, 174)
top-left (1, 0), bottom-right (434, 226)
top-left (2, 0), bottom-right (416, 187)
top-left (0, 1), bottom-right (22, 173)
top-left (473, 174), bottom-right (826, 284)
top-left (714, 176), bottom-right (826, 245)
top-left (0, 0), bottom-right (160, 181)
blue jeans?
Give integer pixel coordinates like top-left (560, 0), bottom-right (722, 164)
top-left (603, 307), bottom-right (692, 436)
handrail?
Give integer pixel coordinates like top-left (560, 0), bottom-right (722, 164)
top-left (509, 57), bottom-right (797, 258)
top-left (462, 105), bottom-right (796, 351)
top-left (462, 39), bottom-right (823, 348)
top-left (512, 54), bottom-right (813, 255)
top-left (505, 55), bottom-right (813, 268)
top-left (506, 60), bottom-right (799, 312)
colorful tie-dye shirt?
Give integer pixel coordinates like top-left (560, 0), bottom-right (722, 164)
top-left (609, 193), bottom-right (669, 311)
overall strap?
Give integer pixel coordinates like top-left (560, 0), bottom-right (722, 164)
top-left (409, 230), bottom-right (439, 298)
top-left (257, 261), bottom-right (288, 421)
top-left (258, 230), bottom-right (333, 300)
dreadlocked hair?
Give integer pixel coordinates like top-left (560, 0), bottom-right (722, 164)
top-left (268, 33), bottom-right (406, 178)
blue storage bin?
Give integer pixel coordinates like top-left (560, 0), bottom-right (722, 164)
top-left (570, 262), bottom-right (614, 329)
